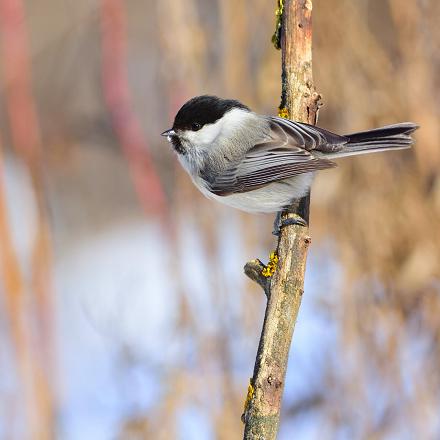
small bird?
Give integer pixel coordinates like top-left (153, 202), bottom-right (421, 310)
top-left (162, 95), bottom-right (417, 217)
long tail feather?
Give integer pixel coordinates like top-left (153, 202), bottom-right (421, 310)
top-left (330, 122), bottom-right (418, 158)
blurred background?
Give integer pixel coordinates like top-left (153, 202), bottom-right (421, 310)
top-left (0, 0), bottom-right (439, 438)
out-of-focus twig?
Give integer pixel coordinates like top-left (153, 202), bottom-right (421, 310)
top-left (243, 1), bottom-right (319, 438)
top-left (0, 140), bottom-right (33, 435)
top-left (0, 0), bottom-right (55, 437)
top-left (100, 0), bottom-right (168, 220)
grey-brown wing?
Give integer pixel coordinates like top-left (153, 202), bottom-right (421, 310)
top-left (271, 117), bottom-right (349, 152)
top-left (206, 118), bottom-right (343, 196)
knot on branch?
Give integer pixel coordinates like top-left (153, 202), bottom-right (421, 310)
top-left (267, 374), bottom-right (283, 392)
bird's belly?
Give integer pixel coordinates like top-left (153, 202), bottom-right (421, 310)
top-left (198, 173), bottom-right (315, 213)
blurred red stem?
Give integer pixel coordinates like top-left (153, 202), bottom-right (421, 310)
top-left (100, 0), bottom-right (168, 219)
top-left (0, 0), bottom-right (55, 435)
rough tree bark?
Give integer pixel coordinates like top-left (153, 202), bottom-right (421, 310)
top-left (242, 1), bottom-right (321, 438)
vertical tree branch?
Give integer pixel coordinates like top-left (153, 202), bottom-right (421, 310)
top-left (243, 1), bottom-right (320, 438)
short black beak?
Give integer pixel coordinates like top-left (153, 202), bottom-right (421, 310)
top-left (161, 128), bottom-right (175, 137)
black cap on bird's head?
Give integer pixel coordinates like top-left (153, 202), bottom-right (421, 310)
top-left (161, 95), bottom-right (250, 154)
top-left (173, 95), bottom-right (250, 132)
top-left (161, 95), bottom-right (250, 137)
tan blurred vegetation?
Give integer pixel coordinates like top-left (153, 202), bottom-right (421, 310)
top-left (0, 0), bottom-right (439, 438)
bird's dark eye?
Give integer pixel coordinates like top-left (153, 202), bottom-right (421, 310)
top-left (191, 122), bottom-right (202, 131)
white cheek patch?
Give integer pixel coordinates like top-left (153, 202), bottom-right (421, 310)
top-left (181, 108), bottom-right (252, 149)
top-left (185, 119), bottom-right (224, 146)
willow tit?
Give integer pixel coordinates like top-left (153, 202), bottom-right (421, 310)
top-left (162, 95), bottom-right (417, 214)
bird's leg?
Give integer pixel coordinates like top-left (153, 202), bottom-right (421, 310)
top-left (272, 210), bottom-right (307, 235)
top-left (272, 211), bottom-right (282, 235)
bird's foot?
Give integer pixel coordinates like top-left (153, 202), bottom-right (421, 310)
top-left (272, 212), bottom-right (308, 236)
